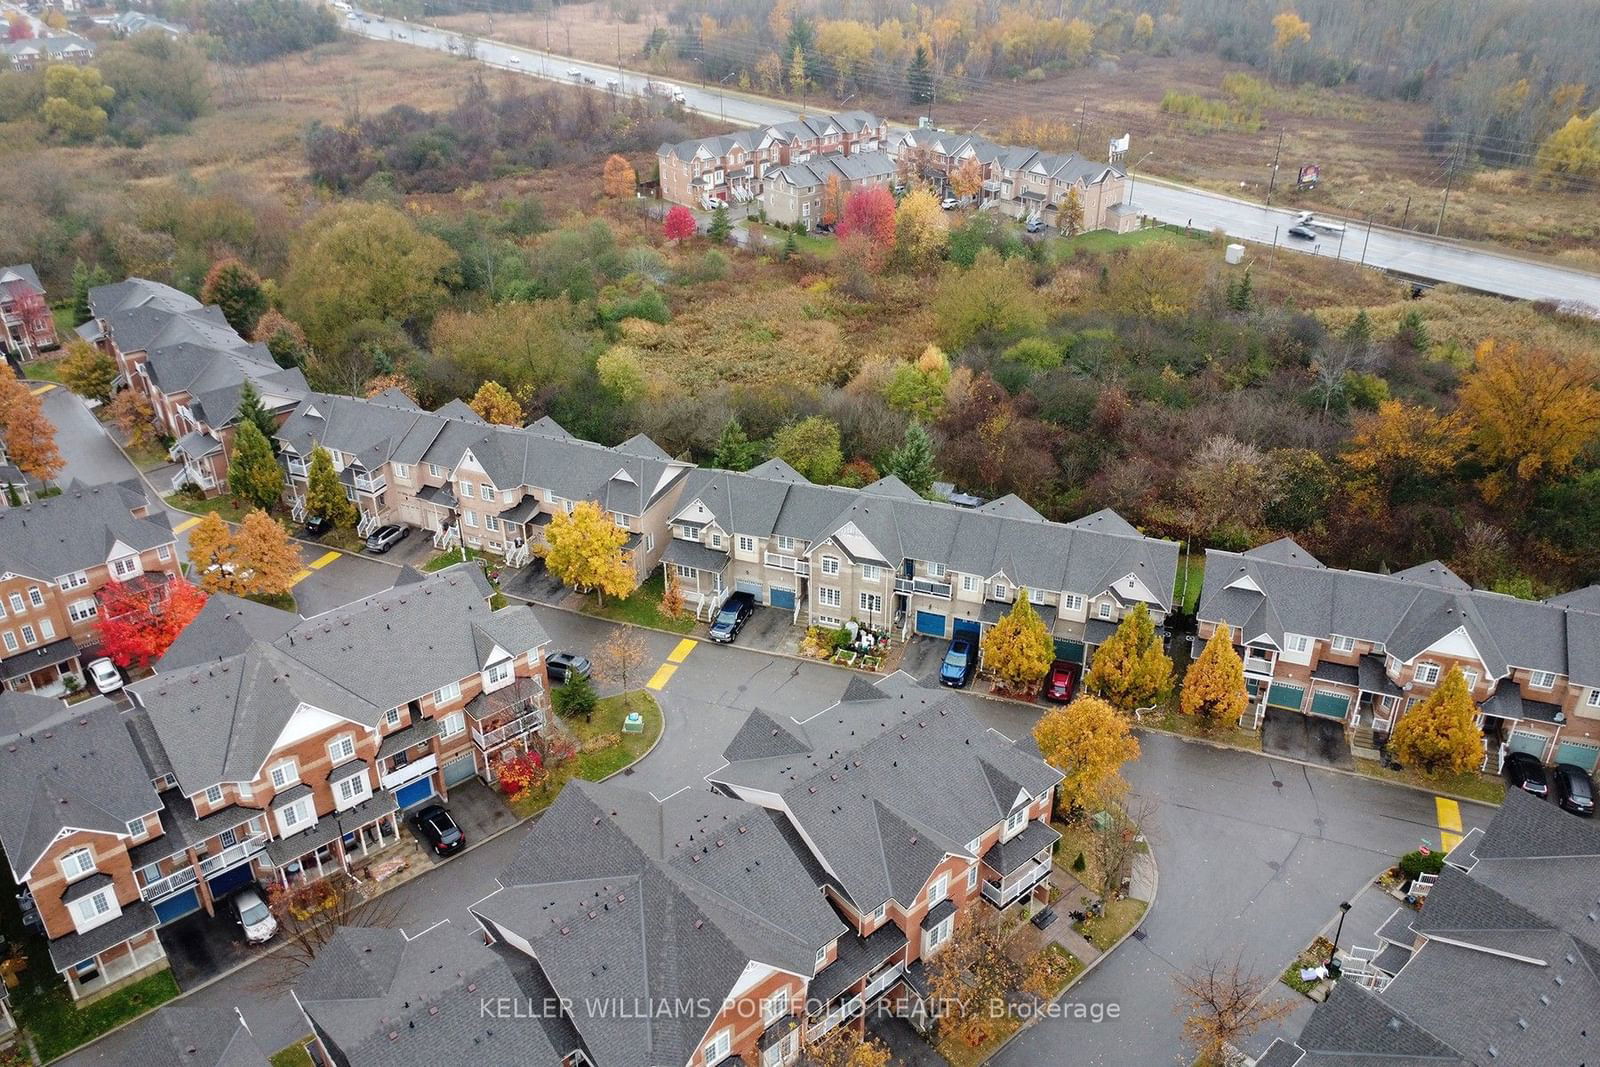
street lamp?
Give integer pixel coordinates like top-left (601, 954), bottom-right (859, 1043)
top-left (719, 70), bottom-right (736, 121)
top-left (1327, 900), bottom-right (1353, 971)
top-left (1126, 151), bottom-right (1154, 206)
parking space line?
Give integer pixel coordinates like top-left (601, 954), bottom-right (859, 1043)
top-left (646, 662), bottom-right (679, 691)
top-left (1434, 796), bottom-right (1463, 851)
top-left (173, 516), bottom-right (202, 534)
top-left (289, 569), bottom-right (314, 586)
top-left (667, 638), bottom-right (697, 664)
top-left (308, 551), bottom-right (342, 570)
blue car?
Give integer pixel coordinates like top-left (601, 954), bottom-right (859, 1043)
top-left (939, 638), bottom-right (975, 687)
top-left (709, 592), bottom-right (756, 643)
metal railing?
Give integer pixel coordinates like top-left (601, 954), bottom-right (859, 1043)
top-left (138, 863), bottom-right (198, 903)
top-left (806, 994), bottom-right (864, 1043)
top-left (863, 961), bottom-right (904, 1001)
top-left (764, 552), bottom-right (810, 577)
top-left (980, 858), bottom-right (1051, 908)
top-left (199, 834), bottom-right (268, 876)
top-left (472, 707), bottom-right (546, 750)
top-left (432, 524), bottom-right (460, 550)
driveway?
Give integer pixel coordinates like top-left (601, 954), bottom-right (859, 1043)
top-left (501, 560), bottom-right (569, 605)
top-left (406, 779), bottom-right (517, 865)
top-left (896, 635), bottom-right (947, 682)
top-left (158, 907), bottom-right (258, 990)
top-left (720, 605), bottom-right (804, 658)
top-left (1262, 706), bottom-right (1356, 769)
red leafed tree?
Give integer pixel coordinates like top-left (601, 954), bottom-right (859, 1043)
top-left (10, 286), bottom-right (52, 343)
top-left (6, 18), bottom-right (33, 41)
top-left (496, 749), bottom-right (546, 801)
top-left (837, 186), bottom-right (896, 247)
top-left (663, 204), bottom-right (697, 243)
top-left (95, 578), bottom-right (208, 669)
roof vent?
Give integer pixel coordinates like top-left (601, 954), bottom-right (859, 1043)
top-left (738, 825), bottom-right (747, 834)
top-left (1516, 1019), bottom-right (1528, 1031)
top-left (1386, 1018), bottom-right (1402, 1032)
top-left (1538, 994), bottom-right (1550, 1006)
top-left (429, 1006), bottom-right (439, 1016)
top-left (694, 919), bottom-right (703, 929)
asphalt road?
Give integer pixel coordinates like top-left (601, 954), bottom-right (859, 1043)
top-left (344, 13), bottom-right (1600, 312)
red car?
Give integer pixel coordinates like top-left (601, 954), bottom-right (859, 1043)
top-left (1042, 660), bottom-right (1078, 703)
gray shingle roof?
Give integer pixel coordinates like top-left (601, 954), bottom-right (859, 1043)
top-left (0, 481), bottom-right (172, 581)
top-left (107, 1003), bottom-right (269, 1067)
top-left (156, 592), bottom-right (298, 672)
top-left (46, 899), bottom-right (159, 971)
top-left (1293, 983), bottom-right (1466, 1063)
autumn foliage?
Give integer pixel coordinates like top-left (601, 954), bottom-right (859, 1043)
top-left (495, 748), bottom-right (547, 802)
top-left (601, 153), bottom-right (637, 198)
top-left (837, 186), bottom-right (896, 248)
top-left (663, 204), bottom-right (697, 243)
top-left (1033, 695), bottom-right (1140, 813)
top-left (1181, 624), bottom-right (1247, 729)
top-left (1388, 666), bottom-right (1484, 776)
top-left (95, 578), bottom-right (208, 669)
top-left (0, 366), bottom-right (64, 482)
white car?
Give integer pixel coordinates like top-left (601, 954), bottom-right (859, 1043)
top-left (231, 887), bottom-right (278, 945)
top-left (508, 55), bottom-right (520, 63)
top-left (567, 67), bottom-right (582, 78)
top-left (86, 657), bottom-right (123, 694)
top-left (940, 196), bottom-right (960, 210)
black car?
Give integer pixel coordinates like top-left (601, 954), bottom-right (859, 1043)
top-left (546, 651), bottom-right (593, 684)
top-left (1287, 224), bottom-right (1317, 240)
top-left (412, 804), bottom-right (465, 856)
top-left (304, 514), bottom-right (331, 537)
top-left (1503, 751), bottom-right (1550, 797)
top-left (709, 591), bottom-right (757, 643)
top-left (1551, 763), bottom-right (1595, 816)
top-left (364, 523), bottom-right (409, 553)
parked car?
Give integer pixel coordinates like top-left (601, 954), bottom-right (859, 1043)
top-left (1025, 217), bottom-right (1045, 234)
top-left (940, 196), bottom-right (959, 210)
top-left (1551, 763), bottom-right (1595, 816)
top-left (546, 651), bottom-right (593, 685)
top-left (364, 523), bottom-right (409, 553)
top-left (1502, 751), bottom-right (1550, 797)
top-left (582, 75), bottom-right (596, 85)
top-left (508, 55), bottom-right (520, 64)
top-left (710, 591), bottom-right (757, 643)
top-left (1041, 660), bottom-right (1078, 703)
top-left (412, 805), bottom-right (465, 856)
top-left (304, 514), bottom-right (331, 537)
top-left (939, 638), bottom-right (975, 688)
top-left (86, 657), bottom-right (123, 694)
top-left (230, 886), bottom-right (278, 945)
top-left (1288, 225), bottom-right (1317, 240)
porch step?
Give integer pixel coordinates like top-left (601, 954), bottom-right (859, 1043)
top-left (1350, 725), bottom-right (1381, 761)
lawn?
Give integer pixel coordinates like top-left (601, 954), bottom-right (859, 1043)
top-left (749, 222), bottom-right (837, 259)
top-left (16, 969), bottom-right (181, 1061)
top-left (422, 546), bottom-right (500, 572)
top-left (509, 691), bottom-right (662, 817)
top-left (163, 489), bottom-right (256, 525)
top-left (118, 433), bottom-right (172, 472)
top-left (246, 591), bottom-right (298, 613)
top-left (20, 356), bottom-right (67, 385)
top-left (579, 571), bottom-right (695, 634)
top-left (1353, 757), bottom-right (1505, 806)
top-left (1141, 706), bottom-right (1264, 751)
top-left (1052, 223), bottom-right (1209, 259)
top-left (937, 1017), bottom-right (1024, 1067)
top-left (1053, 818), bottom-right (1105, 892)
top-left (1280, 937), bottom-right (1336, 995)
top-left (1173, 553), bottom-right (1204, 615)
top-left (1027, 941), bottom-right (1083, 998)
top-left (270, 1040), bottom-right (316, 1067)
top-left (1073, 897), bottom-right (1147, 950)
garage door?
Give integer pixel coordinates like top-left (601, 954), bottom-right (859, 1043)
top-left (769, 586), bottom-right (796, 610)
top-left (1507, 730), bottom-right (1550, 759)
top-left (953, 619), bottom-right (982, 642)
top-left (735, 579), bottom-right (763, 603)
top-left (1266, 682), bottom-right (1305, 711)
top-left (1555, 739), bottom-right (1600, 772)
top-left (915, 610), bottom-right (947, 637)
top-left (442, 751), bottom-right (478, 787)
top-left (153, 886), bottom-right (201, 925)
top-left (1308, 690), bottom-right (1351, 720)
top-left (394, 776), bottom-right (436, 810)
top-left (207, 861), bottom-right (256, 900)
top-left (1054, 639), bottom-right (1085, 665)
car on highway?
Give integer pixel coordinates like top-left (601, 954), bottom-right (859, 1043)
top-left (605, 77), bottom-right (620, 90)
top-left (1288, 225), bottom-right (1317, 240)
top-left (86, 657), bottom-right (123, 694)
top-left (940, 196), bottom-right (959, 210)
top-left (546, 651), bottom-right (592, 685)
top-left (1503, 751), bottom-right (1549, 797)
top-left (939, 638), bottom-right (975, 688)
top-left (508, 55), bottom-right (520, 63)
top-left (567, 67), bottom-right (582, 78)
top-left (413, 804), bottom-right (465, 856)
top-left (582, 75), bottom-right (596, 85)
top-left (1551, 763), bottom-right (1594, 816)
top-left (1041, 660), bottom-right (1078, 703)
top-left (709, 591), bottom-right (757, 643)
top-left (230, 886), bottom-right (278, 945)
top-left (364, 523), bottom-right (409, 553)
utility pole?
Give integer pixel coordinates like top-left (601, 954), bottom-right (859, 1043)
top-left (1265, 128), bottom-right (1284, 205)
top-left (1360, 214), bottom-right (1374, 266)
top-left (1399, 195), bottom-right (1411, 231)
top-left (1075, 98), bottom-right (1086, 152)
top-left (1436, 143), bottom-right (1459, 236)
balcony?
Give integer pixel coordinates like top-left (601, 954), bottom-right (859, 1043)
top-left (981, 857), bottom-right (1052, 908)
top-left (353, 474), bottom-right (387, 494)
top-left (381, 752), bottom-right (437, 791)
top-left (764, 552), bottom-right (811, 577)
top-left (807, 993), bottom-right (864, 1043)
top-left (1243, 650), bottom-right (1277, 677)
top-left (285, 458), bottom-right (308, 476)
top-left (894, 577), bottom-right (952, 599)
top-left (466, 676), bottom-right (547, 750)
top-left (863, 960), bottom-right (904, 1001)
top-left (472, 707), bottom-right (545, 750)
top-left (198, 835), bottom-right (268, 876)
top-left (137, 864), bottom-right (198, 903)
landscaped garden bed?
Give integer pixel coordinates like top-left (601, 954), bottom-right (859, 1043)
top-left (504, 691), bottom-right (663, 818)
top-left (800, 622), bottom-right (890, 671)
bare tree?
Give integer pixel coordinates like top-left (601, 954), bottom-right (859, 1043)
top-left (1173, 953), bottom-right (1294, 1065)
top-left (260, 872), bottom-right (403, 990)
top-left (1086, 795), bottom-right (1156, 902)
top-left (595, 624), bottom-right (651, 695)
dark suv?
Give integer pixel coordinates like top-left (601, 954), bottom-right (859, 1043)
top-left (1551, 763), bottom-right (1594, 816)
top-left (1503, 751), bottom-right (1550, 797)
top-left (709, 592), bottom-right (757, 643)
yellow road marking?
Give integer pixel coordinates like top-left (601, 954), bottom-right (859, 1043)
top-left (1435, 796), bottom-right (1463, 852)
top-left (309, 551), bottom-right (342, 570)
top-left (173, 516), bottom-right (202, 533)
top-left (667, 638), bottom-right (697, 664)
top-left (646, 663), bottom-right (679, 691)
top-left (29, 383), bottom-right (54, 395)
top-left (289, 569), bottom-right (314, 586)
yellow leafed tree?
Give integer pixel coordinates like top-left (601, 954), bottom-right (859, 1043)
top-left (893, 187), bottom-right (950, 272)
top-left (543, 501), bottom-right (637, 605)
top-left (1033, 695), bottom-right (1141, 813)
top-left (602, 154), bottom-right (637, 198)
top-left (187, 511), bottom-right (235, 590)
top-left (469, 380), bottom-right (524, 425)
top-left (981, 591), bottom-right (1054, 692)
top-left (1181, 624), bottom-right (1247, 729)
top-left (1084, 603), bottom-right (1173, 713)
top-left (1457, 339), bottom-right (1600, 502)
top-left (230, 510), bottom-right (304, 597)
top-left (949, 157), bottom-right (982, 201)
top-left (1388, 667), bottom-right (1483, 777)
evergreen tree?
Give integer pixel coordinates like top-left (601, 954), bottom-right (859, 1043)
top-left (1181, 624), bottom-right (1247, 730)
top-left (1342, 308), bottom-right (1372, 357)
top-left (884, 421), bottom-right (938, 495)
top-left (908, 43), bottom-right (934, 105)
top-left (1226, 269), bottom-right (1254, 312)
top-left (551, 669), bottom-right (599, 722)
top-left (235, 380), bottom-right (278, 451)
top-left (711, 418), bottom-right (761, 471)
top-left (707, 204), bottom-right (733, 243)
top-left (201, 258), bottom-right (269, 335)
top-left (781, 229), bottom-right (799, 261)
top-left (1084, 603), bottom-right (1174, 712)
top-left (70, 260), bottom-right (109, 324)
top-left (227, 419), bottom-right (284, 511)
top-left (305, 445), bottom-right (356, 528)
top-left (1395, 308), bottom-right (1429, 352)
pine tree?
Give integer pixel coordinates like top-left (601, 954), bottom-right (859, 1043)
top-left (1226, 269), bottom-right (1254, 312)
top-left (1389, 667), bottom-right (1483, 777)
top-left (235, 380), bottom-right (278, 450)
top-left (981, 591), bottom-right (1055, 692)
top-left (781, 229), bottom-right (799, 261)
top-left (711, 418), bottom-right (761, 471)
top-left (551, 668), bottom-right (599, 722)
top-left (884, 421), bottom-right (937, 495)
top-left (1085, 603), bottom-right (1174, 713)
top-left (908, 43), bottom-right (933, 105)
top-left (1181, 624), bottom-right (1247, 729)
top-left (707, 204), bottom-right (732, 243)
top-left (228, 420), bottom-right (284, 511)
top-left (1342, 309), bottom-right (1372, 357)
top-left (305, 445), bottom-right (356, 528)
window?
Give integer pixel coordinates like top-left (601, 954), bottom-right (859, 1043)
top-left (1097, 601), bottom-right (1114, 620)
top-left (111, 555), bottom-right (139, 579)
top-left (269, 761), bottom-right (299, 789)
top-left (871, 902), bottom-right (887, 924)
top-left (20, 624), bottom-right (35, 645)
top-left (764, 989), bottom-right (789, 1026)
top-left (480, 484), bottom-right (494, 501)
top-left (818, 587), bottom-right (841, 608)
top-left (1285, 634), bottom-right (1312, 654)
top-left (859, 592), bottom-right (883, 615)
top-left (61, 848), bottom-right (95, 879)
top-left (1529, 670), bottom-right (1557, 690)
top-left (156, 545), bottom-right (171, 562)
top-left (205, 783), bottom-right (224, 805)
top-left (924, 914), bottom-right (954, 955)
top-left (929, 562), bottom-right (946, 578)
top-left (464, 511), bottom-right (478, 528)
top-left (70, 889), bottom-right (115, 930)
top-left (992, 583), bottom-right (1007, 600)
top-left (962, 575), bottom-right (978, 593)
top-left (281, 802), bottom-right (303, 829)
top-left (862, 564), bottom-right (882, 581)
top-left (485, 515), bottom-right (500, 532)
top-left (1, 632), bottom-right (14, 653)
top-left (1062, 593), bottom-right (1084, 612)
top-left (439, 712), bottom-right (464, 739)
top-left (219, 828), bottom-right (238, 849)
top-left (7, 593), bottom-right (22, 613)
top-left (57, 571), bottom-right (88, 590)
top-left (1005, 806), bottom-right (1029, 837)
top-left (1461, 670), bottom-right (1479, 691)
top-left (738, 535), bottom-right (755, 554)
top-left (39, 619), bottom-right (54, 640)
top-left (1330, 635), bottom-right (1356, 653)
top-left (328, 735), bottom-right (356, 763)
top-left (776, 535), bottom-right (796, 552)
top-left (1028, 587), bottom-right (1047, 604)
top-left (709, 532), bottom-right (724, 549)
top-left (125, 817), bottom-right (145, 838)
top-left (68, 599), bottom-right (97, 623)
top-left (1415, 662), bottom-right (1441, 685)
top-left (673, 564), bottom-right (695, 581)
top-left (1589, 689), bottom-right (1600, 708)
top-left (966, 837), bottom-right (979, 854)
top-left (385, 706), bottom-right (402, 727)
top-left (395, 464), bottom-right (410, 480)
top-left (434, 681), bottom-right (461, 705)
top-left (459, 482), bottom-right (473, 497)
top-left (703, 1028), bottom-right (731, 1065)
top-left (238, 782), bottom-right (253, 800)
top-left (821, 555), bottom-right (840, 576)
top-left (27, 587), bottom-right (44, 607)
top-left (928, 873), bottom-right (949, 906)
top-left (337, 774), bottom-right (368, 804)
top-left (967, 865), bottom-right (978, 891)
top-left (484, 660), bottom-right (513, 687)
top-left (428, 463), bottom-right (444, 478)
top-left (814, 946), bottom-right (828, 970)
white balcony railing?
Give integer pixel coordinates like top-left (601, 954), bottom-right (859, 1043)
top-left (981, 858), bottom-right (1052, 908)
top-left (353, 475), bottom-right (386, 494)
top-left (198, 835), bottom-right (268, 875)
top-left (138, 863), bottom-right (198, 903)
top-left (863, 961), bottom-right (904, 1001)
top-left (807, 994), bottom-right (864, 1043)
top-left (286, 459), bottom-right (308, 476)
top-left (764, 552), bottom-right (810, 577)
top-left (380, 753), bottom-right (437, 791)
top-left (472, 707), bottom-right (546, 750)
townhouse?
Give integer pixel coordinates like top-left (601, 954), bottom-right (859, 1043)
top-left (123, 565), bottom-right (550, 932)
top-left (275, 390), bottom-right (691, 569)
top-left (1, 263), bottom-right (56, 360)
top-left (665, 463), bottom-right (1178, 666)
top-left (1259, 788), bottom-right (1600, 1066)
top-left (761, 150), bottom-right (899, 228)
top-left (0, 437), bottom-right (29, 507)
top-left (657, 111), bottom-right (888, 210)
top-left (107, 11), bottom-right (188, 38)
top-left (2, 33), bottom-right (95, 72)
top-left (1197, 539), bottom-right (1600, 773)
top-left (86, 277), bottom-right (307, 495)
top-left (0, 480), bottom-right (179, 694)
top-left (890, 127), bottom-right (1135, 232)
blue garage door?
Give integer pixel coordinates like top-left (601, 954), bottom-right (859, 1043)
top-left (953, 619), bottom-right (982, 642)
top-left (395, 776), bottom-right (436, 810)
top-left (769, 586), bottom-right (796, 610)
top-left (915, 610), bottom-right (947, 637)
top-left (207, 861), bottom-right (256, 900)
top-left (153, 886), bottom-right (201, 925)
top-left (1555, 739), bottom-right (1599, 772)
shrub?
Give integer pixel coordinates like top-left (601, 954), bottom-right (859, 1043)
top-left (1399, 849), bottom-right (1445, 879)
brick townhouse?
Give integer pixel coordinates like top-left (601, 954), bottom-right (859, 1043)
top-left (122, 565), bottom-right (551, 933)
top-left (1258, 788), bottom-right (1600, 1066)
top-left (85, 278), bottom-right (307, 496)
top-left (2, 33), bottom-right (95, 72)
top-left (664, 462), bottom-right (1178, 667)
top-left (761, 150), bottom-right (899, 228)
top-left (1, 263), bottom-right (56, 360)
top-left (1197, 538), bottom-right (1600, 774)
top-left (275, 390), bottom-right (692, 569)
top-left (0, 480), bottom-right (178, 695)
top-left (890, 127), bottom-right (1134, 232)
top-left (657, 111), bottom-right (888, 210)
top-left (295, 671), bottom-right (1065, 1067)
